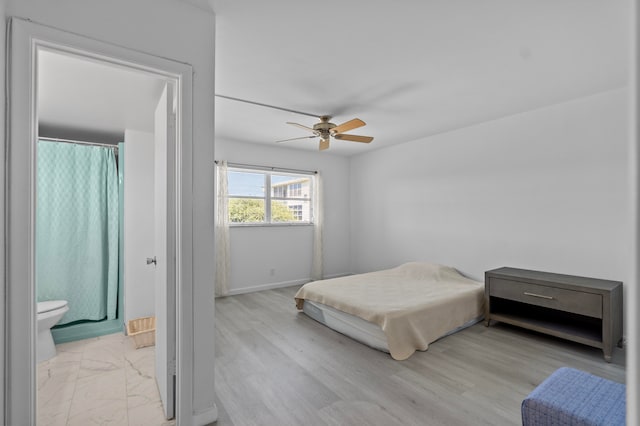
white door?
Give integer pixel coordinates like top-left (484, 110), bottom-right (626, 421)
top-left (154, 83), bottom-right (177, 419)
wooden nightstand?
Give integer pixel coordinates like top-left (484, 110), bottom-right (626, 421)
top-left (484, 267), bottom-right (623, 362)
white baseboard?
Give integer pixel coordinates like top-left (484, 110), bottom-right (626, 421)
top-left (193, 404), bottom-right (218, 425)
top-left (226, 272), bottom-right (351, 296)
top-left (227, 278), bottom-right (308, 296)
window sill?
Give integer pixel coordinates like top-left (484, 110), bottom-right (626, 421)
top-left (230, 222), bottom-right (314, 228)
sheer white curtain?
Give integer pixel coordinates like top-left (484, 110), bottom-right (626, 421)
top-left (311, 172), bottom-right (323, 281)
top-left (215, 161), bottom-right (230, 297)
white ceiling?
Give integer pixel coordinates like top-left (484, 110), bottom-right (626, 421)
top-left (213, 0), bottom-right (629, 156)
top-left (38, 49), bottom-right (166, 143)
top-left (35, 2), bottom-right (630, 153)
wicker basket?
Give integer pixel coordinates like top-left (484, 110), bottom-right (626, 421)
top-left (127, 316), bottom-right (156, 349)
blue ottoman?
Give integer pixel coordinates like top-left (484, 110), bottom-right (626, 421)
top-left (522, 367), bottom-right (625, 426)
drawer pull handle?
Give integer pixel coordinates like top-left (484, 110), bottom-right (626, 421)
top-left (524, 292), bottom-right (554, 300)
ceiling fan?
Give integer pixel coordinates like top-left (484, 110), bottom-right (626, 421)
top-left (214, 94), bottom-right (374, 151)
top-left (276, 115), bottom-right (374, 151)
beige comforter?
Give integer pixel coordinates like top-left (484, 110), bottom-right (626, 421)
top-left (294, 262), bottom-right (484, 360)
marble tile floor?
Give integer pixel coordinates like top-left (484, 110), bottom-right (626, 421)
top-left (37, 332), bottom-right (175, 426)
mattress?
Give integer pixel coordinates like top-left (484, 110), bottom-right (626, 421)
top-left (302, 299), bottom-right (482, 354)
top-left (295, 262), bottom-right (485, 360)
top-left (303, 299), bottom-right (390, 352)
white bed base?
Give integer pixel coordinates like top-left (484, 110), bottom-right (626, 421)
top-left (302, 300), bottom-right (482, 354)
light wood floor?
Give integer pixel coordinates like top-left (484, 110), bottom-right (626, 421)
top-left (213, 285), bottom-right (625, 426)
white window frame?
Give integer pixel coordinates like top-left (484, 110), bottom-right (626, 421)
top-left (227, 165), bottom-right (315, 227)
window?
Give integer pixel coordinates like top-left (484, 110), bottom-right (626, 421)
top-left (227, 167), bottom-right (313, 225)
top-left (289, 204), bottom-right (303, 221)
top-left (289, 183), bottom-right (302, 197)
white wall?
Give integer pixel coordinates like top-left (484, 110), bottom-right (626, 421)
top-left (216, 139), bottom-right (351, 294)
top-left (629, 3), bottom-right (639, 422)
top-left (123, 130), bottom-right (155, 324)
top-left (4, 1), bottom-right (216, 423)
top-left (0, 3), bottom-right (6, 423)
top-left (350, 89), bottom-right (629, 286)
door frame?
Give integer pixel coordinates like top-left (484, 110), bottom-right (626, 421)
top-left (5, 17), bottom-right (194, 425)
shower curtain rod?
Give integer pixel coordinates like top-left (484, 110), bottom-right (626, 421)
top-left (39, 136), bottom-right (119, 150)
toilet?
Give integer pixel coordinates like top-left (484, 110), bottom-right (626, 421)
top-left (37, 300), bottom-right (69, 363)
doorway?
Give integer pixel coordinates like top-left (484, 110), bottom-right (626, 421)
top-left (35, 46), bottom-right (176, 423)
top-left (5, 18), bottom-right (194, 425)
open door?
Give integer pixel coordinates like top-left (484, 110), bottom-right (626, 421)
top-left (154, 83), bottom-right (177, 419)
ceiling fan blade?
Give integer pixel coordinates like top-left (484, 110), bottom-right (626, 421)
top-left (330, 118), bottom-right (365, 135)
top-left (276, 135), bottom-right (317, 143)
top-left (333, 134), bottom-right (374, 143)
top-left (319, 139), bottom-right (330, 151)
top-left (287, 122), bottom-right (316, 133)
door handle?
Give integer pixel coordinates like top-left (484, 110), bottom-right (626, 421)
top-left (146, 256), bottom-right (157, 265)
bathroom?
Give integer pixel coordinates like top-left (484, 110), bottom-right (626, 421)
top-left (35, 47), bottom-right (176, 423)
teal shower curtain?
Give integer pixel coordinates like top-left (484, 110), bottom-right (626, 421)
top-left (36, 141), bottom-right (119, 325)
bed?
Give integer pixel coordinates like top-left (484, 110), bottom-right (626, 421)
top-left (294, 262), bottom-right (484, 360)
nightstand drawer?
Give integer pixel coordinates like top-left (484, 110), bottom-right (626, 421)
top-left (489, 278), bottom-right (602, 318)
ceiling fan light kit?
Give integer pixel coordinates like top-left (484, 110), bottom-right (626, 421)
top-left (278, 115), bottom-right (374, 151)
